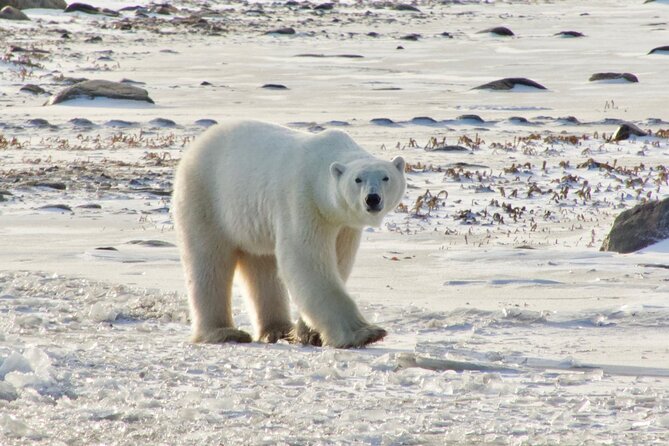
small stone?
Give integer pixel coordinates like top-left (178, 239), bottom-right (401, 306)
top-left (195, 119), bottom-right (218, 127)
top-left (589, 72), bottom-right (639, 83)
top-left (474, 77), bottom-right (546, 91)
top-left (314, 2), bottom-right (334, 10)
top-left (20, 84), bottom-right (48, 95)
top-left (261, 84), bottom-right (288, 90)
top-left (34, 182), bottom-right (66, 190)
top-left (393, 4), bottom-right (421, 12)
top-left (400, 33), bottom-right (421, 41)
top-left (427, 145), bottom-right (469, 153)
top-left (370, 118), bottom-right (397, 126)
top-left (555, 31), bottom-right (585, 38)
top-left (64, 2), bottom-right (100, 14)
top-left (478, 26), bottom-right (514, 36)
top-left (38, 204), bottom-right (72, 212)
top-left (456, 114), bottom-right (485, 123)
top-left (265, 27), bottom-right (295, 35)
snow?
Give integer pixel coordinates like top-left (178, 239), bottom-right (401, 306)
top-left (2, 0), bottom-right (669, 444)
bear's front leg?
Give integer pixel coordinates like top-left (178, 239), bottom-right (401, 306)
top-left (277, 235), bottom-right (387, 348)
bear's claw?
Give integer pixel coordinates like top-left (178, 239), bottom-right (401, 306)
top-left (193, 327), bottom-right (253, 344)
top-left (343, 325), bottom-right (387, 349)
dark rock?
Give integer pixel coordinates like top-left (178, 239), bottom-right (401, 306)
top-left (612, 122), bottom-right (648, 141)
top-left (400, 33), bottom-right (421, 41)
top-left (411, 116), bottom-right (437, 124)
top-left (456, 114), bottom-right (485, 123)
top-left (77, 203), bottom-right (102, 209)
top-left (20, 84), bottom-right (48, 95)
top-left (261, 83), bottom-right (288, 90)
top-left (34, 182), bottom-right (66, 190)
top-left (38, 204), bottom-right (72, 212)
top-left (478, 26), bottom-right (514, 36)
top-left (394, 4), bottom-right (421, 12)
top-left (648, 45), bottom-right (669, 54)
top-left (85, 36), bottom-right (102, 43)
top-left (105, 119), bottom-right (138, 128)
top-left (589, 72), bottom-right (639, 83)
top-left (314, 2), bottom-right (334, 10)
top-left (0, 0), bottom-right (65, 8)
top-left (367, 31), bottom-right (380, 38)
top-left (120, 78), bottom-right (145, 85)
top-left (149, 118), bottom-right (177, 128)
top-left (427, 145), bottom-right (469, 153)
top-left (370, 118), bottom-right (397, 126)
top-left (64, 2), bottom-right (118, 15)
top-left (601, 198), bottom-right (669, 253)
top-left (265, 27), bottom-right (295, 35)
top-left (557, 116), bottom-right (580, 124)
top-left (64, 2), bottom-right (99, 14)
top-left (128, 239), bottom-right (176, 247)
top-left (0, 5), bottom-right (29, 20)
top-left (555, 31), bottom-right (584, 38)
top-left (440, 31), bottom-right (453, 38)
top-left (27, 118), bottom-right (51, 127)
top-left (200, 81), bottom-right (212, 86)
top-left (474, 77), bottom-right (547, 91)
top-left (95, 246), bottom-right (118, 251)
top-left (46, 80), bottom-right (154, 105)
top-left (195, 119), bottom-right (218, 127)
top-left (69, 117), bottom-right (95, 127)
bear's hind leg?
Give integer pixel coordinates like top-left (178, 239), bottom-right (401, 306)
top-left (237, 252), bottom-right (293, 343)
top-left (182, 235), bottom-right (252, 344)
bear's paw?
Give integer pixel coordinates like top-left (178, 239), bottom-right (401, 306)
top-left (291, 318), bottom-right (323, 347)
top-left (193, 327), bottom-right (253, 344)
top-left (258, 322), bottom-right (294, 344)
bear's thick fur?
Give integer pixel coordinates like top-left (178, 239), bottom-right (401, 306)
top-left (173, 120), bottom-right (406, 348)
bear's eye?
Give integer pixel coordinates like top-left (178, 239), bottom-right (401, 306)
top-left (355, 178), bottom-right (362, 184)
top-left (383, 176), bottom-right (389, 182)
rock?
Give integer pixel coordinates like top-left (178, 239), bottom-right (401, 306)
top-left (611, 122), bottom-right (648, 141)
top-left (69, 117), bottom-right (95, 127)
top-left (27, 118), bottom-right (51, 127)
top-left (456, 114), bottom-right (485, 123)
top-left (64, 2), bottom-right (118, 15)
top-left (477, 26), bottom-right (514, 36)
top-left (20, 84), bottom-right (48, 95)
top-left (314, 2), bottom-right (334, 10)
top-left (648, 45), bottom-right (669, 54)
top-left (555, 31), bottom-right (585, 38)
top-left (265, 27), bottom-right (295, 35)
top-left (400, 33), bottom-right (421, 41)
top-left (601, 198), bottom-right (669, 253)
top-left (474, 77), bottom-right (547, 91)
top-left (149, 118), bottom-right (177, 128)
top-left (394, 4), bottom-right (421, 12)
top-left (261, 83), bottom-right (288, 90)
top-left (411, 116), bottom-right (437, 124)
top-left (46, 80), bottom-right (154, 105)
top-left (440, 31), bottom-right (453, 38)
top-left (0, 0), bottom-right (65, 9)
top-left (195, 118), bottom-right (218, 127)
top-left (589, 72), bottom-right (639, 83)
top-left (370, 118), bottom-right (397, 126)
top-left (64, 2), bottom-right (99, 13)
top-left (105, 119), bottom-right (138, 128)
top-left (38, 204), bottom-right (72, 212)
top-left (127, 239), bottom-right (176, 247)
top-left (427, 145), bottom-right (469, 153)
top-left (0, 5), bottom-right (29, 20)
top-left (34, 182), bottom-right (66, 190)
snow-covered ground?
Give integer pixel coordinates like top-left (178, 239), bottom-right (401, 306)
top-left (2, 0), bottom-right (669, 444)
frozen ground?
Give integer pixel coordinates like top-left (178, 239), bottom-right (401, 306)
top-left (2, 0), bottom-right (669, 444)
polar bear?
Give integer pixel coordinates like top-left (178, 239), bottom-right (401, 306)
top-left (173, 120), bottom-right (406, 348)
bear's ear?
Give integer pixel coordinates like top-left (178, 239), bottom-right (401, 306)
top-left (392, 156), bottom-right (405, 173)
top-left (330, 162), bottom-right (346, 179)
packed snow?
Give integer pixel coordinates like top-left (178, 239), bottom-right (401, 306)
top-left (2, 0), bottom-right (669, 444)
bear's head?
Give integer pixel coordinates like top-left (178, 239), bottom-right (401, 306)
top-left (330, 156), bottom-right (406, 227)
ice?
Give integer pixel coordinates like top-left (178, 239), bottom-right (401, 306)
top-left (87, 302), bottom-right (119, 323)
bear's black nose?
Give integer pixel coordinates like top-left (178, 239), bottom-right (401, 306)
top-left (365, 193), bottom-right (382, 211)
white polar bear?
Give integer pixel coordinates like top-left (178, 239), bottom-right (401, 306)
top-left (173, 120), bottom-right (406, 348)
